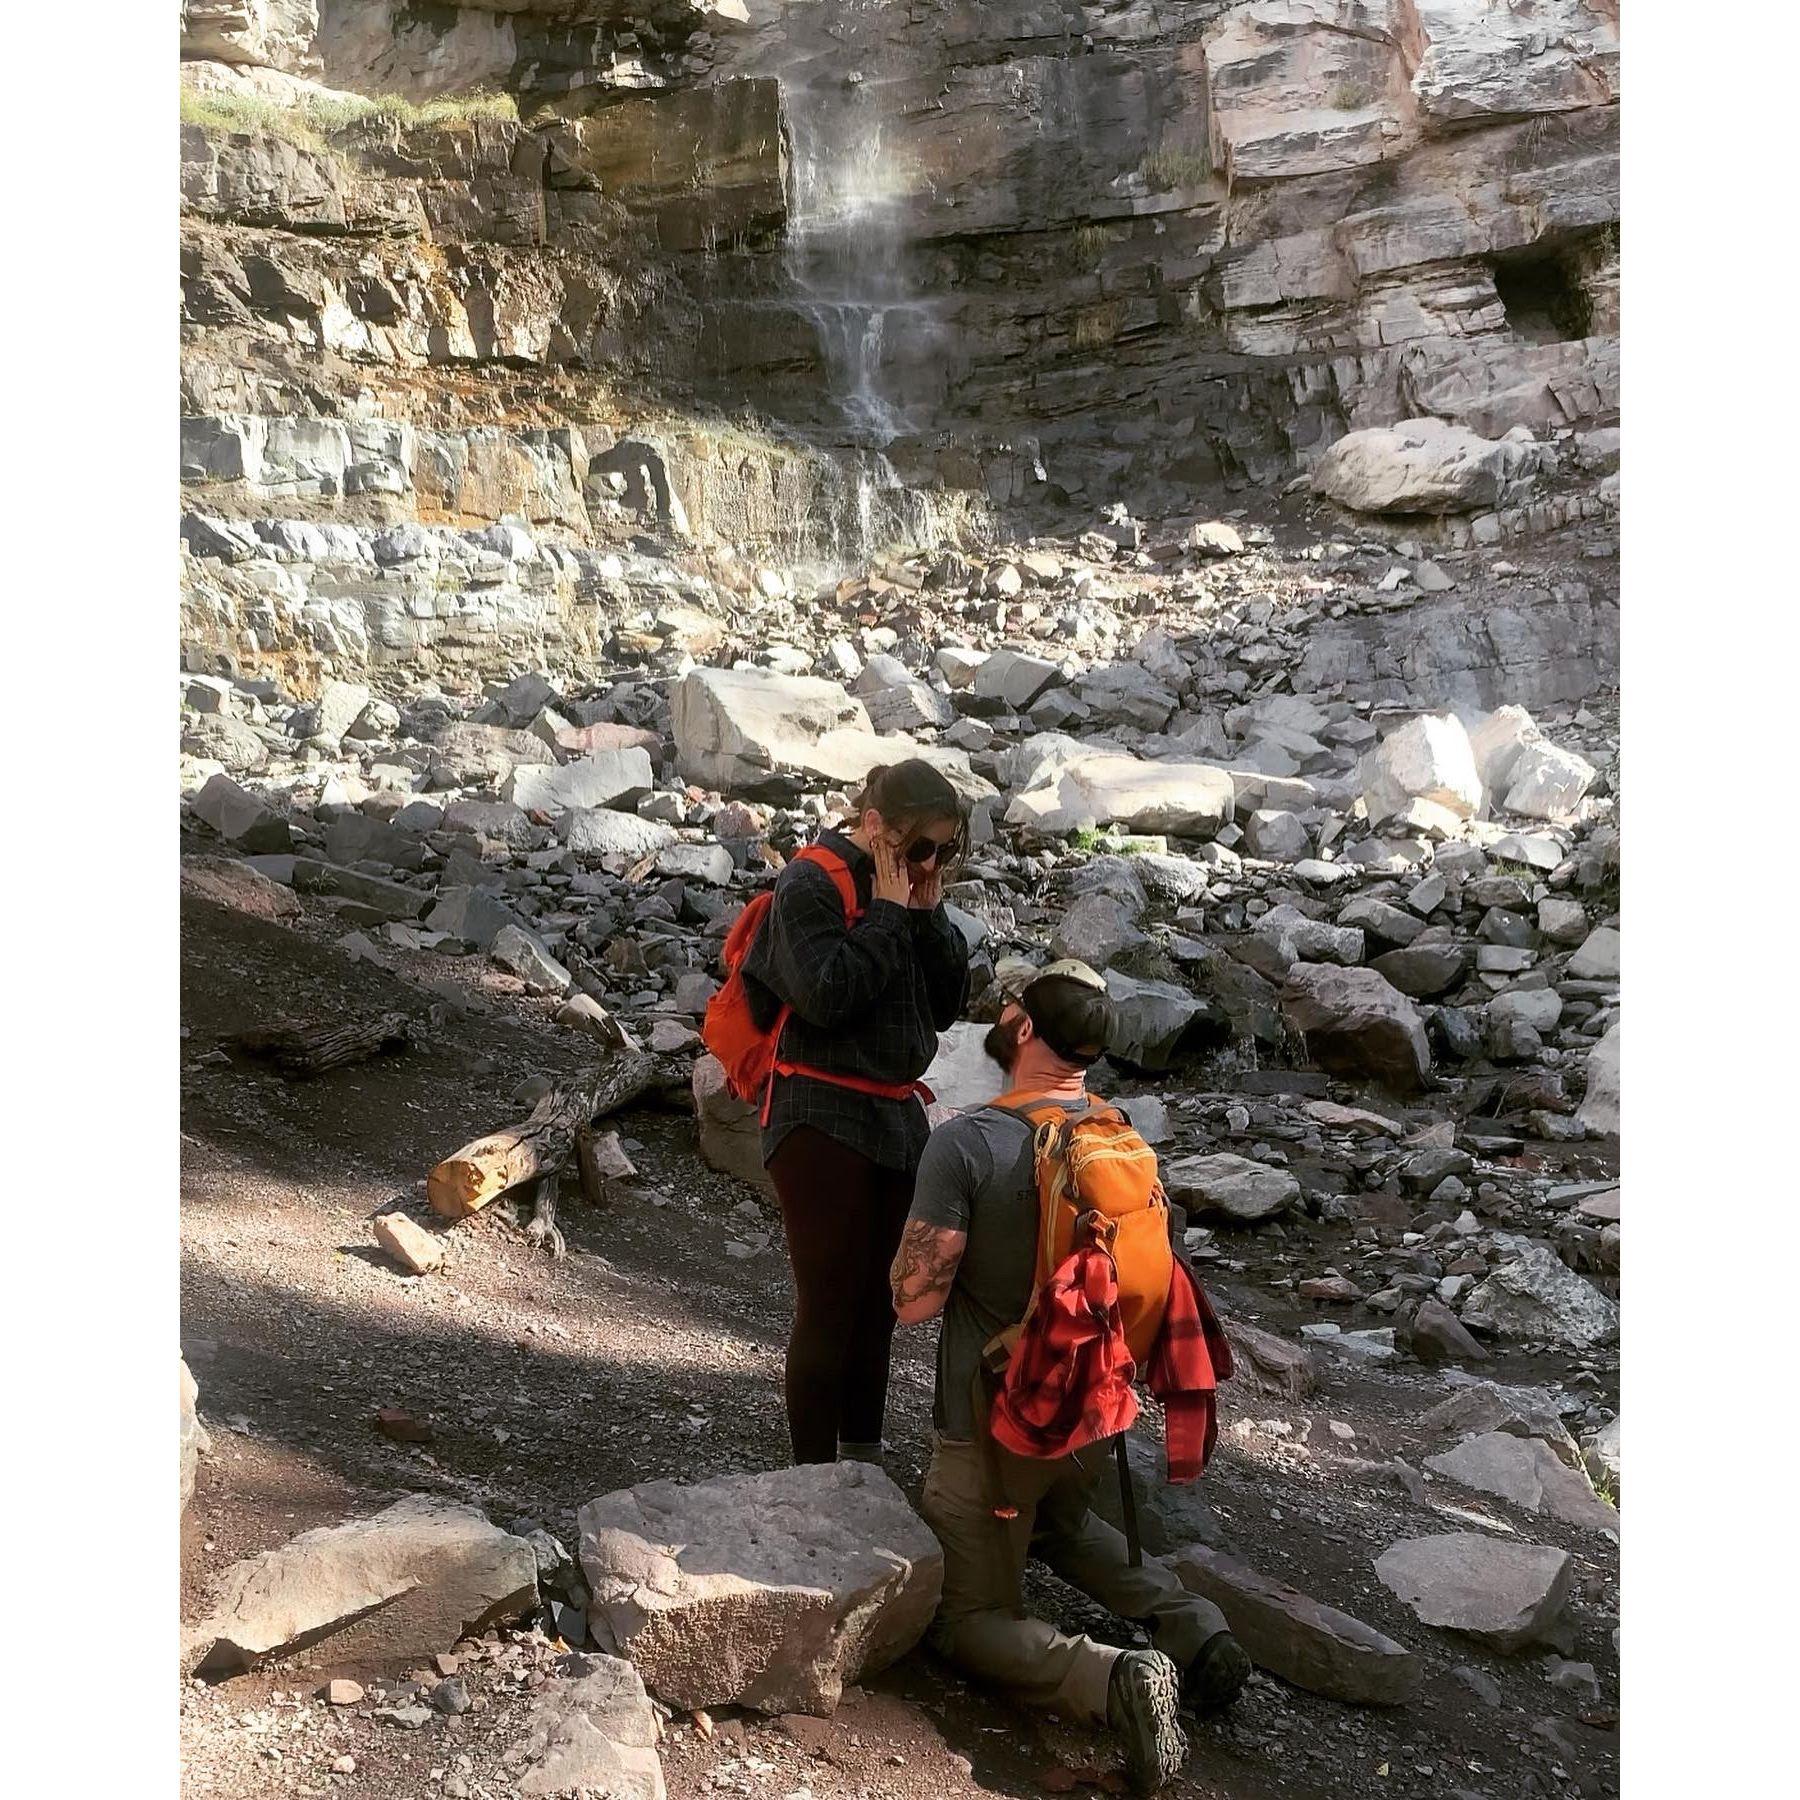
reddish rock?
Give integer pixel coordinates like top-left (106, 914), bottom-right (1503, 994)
top-left (554, 722), bottom-right (661, 759)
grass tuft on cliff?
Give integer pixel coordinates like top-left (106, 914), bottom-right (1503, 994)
top-left (180, 85), bottom-right (519, 150)
top-left (1141, 146), bottom-right (1212, 191)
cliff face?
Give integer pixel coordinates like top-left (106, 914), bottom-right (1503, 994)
top-left (180, 0), bottom-right (1619, 687)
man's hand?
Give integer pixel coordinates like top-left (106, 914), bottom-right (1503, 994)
top-left (891, 1219), bottom-right (967, 1323)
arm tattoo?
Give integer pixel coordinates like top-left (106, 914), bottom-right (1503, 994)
top-left (891, 1220), bottom-right (967, 1315)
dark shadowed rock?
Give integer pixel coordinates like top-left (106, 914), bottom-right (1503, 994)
top-left (1173, 1546), bottom-right (1420, 1705)
top-left (1282, 964), bottom-right (1432, 1092)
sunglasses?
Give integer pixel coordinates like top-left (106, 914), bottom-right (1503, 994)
top-left (905, 835), bottom-right (954, 867)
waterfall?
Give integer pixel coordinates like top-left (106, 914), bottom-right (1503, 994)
top-left (781, 57), bottom-right (933, 447)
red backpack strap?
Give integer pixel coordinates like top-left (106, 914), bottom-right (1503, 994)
top-left (793, 844), bottom-right (861, 923)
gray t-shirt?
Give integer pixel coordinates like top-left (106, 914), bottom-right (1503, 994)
top-left (907, 1098), bottom-right (1096, 1439)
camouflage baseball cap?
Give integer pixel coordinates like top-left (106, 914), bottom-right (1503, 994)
top-left (995, 956), bottom-right (1109, 1000)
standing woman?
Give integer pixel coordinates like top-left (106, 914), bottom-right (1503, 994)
top-left (741, 759), bottom-right (972, 1466)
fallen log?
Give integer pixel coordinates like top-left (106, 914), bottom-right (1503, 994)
top-left (427, 1051), bottom-right (657, 1220)
top-left (231, 1012), bottom-right (411, 1079)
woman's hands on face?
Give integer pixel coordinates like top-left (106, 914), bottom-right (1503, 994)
top-left (907, 864), bottom-right (943, 910)
top-left (871, 834), bottom-right (913, 907)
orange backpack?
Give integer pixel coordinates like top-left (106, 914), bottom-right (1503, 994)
top-left (703, 845), bottom-right (860, 1105)
top-left (987, 1093), bottom-right (1174, 1365)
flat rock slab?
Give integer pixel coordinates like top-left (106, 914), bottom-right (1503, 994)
top-left (1164, 1152), bottom-right (1299, 1224)
top-left (1374, 1532), bottom-right (1571, 1654)
top-left (1424, 1432), bottom-right (1618, 1536)
top-left (184, 1496), bottom-right (538, 1678)
top-left (181, 854), bottom-right (301, 922)
top-left (513, 1654), bottom-right (665, 1800)
top-left (1172, 1545), bottom-right (1420, 1705)
top-left (578, 1462), bottom-right (943, 1716)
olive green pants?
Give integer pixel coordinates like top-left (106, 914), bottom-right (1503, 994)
top-left (919, 1434), bottom-right (1229, 1725)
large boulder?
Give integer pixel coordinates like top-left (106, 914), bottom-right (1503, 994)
top-left (1575, 1022), bottom-right (1620, 1136)
top-left (1282, 965), bottom-right (1431, 1092)
top-left (1373, 1534), bottom-right (1572, 1654)
top-left (561, 808), bottom-right (679, 867)
top-left (1566, 926), bottom-right (1620, 981)
top-left (191, 772), bottom-right (292, 854)
top-left (504, 748), bottom-right (655, 816)
top-left (514, 1654), bottom-right (666, 1800)
top-left (183, 1496), bottom-right (538, 1677)
top-left (490, 923), bottom-right (572, 996)
top-left (672, 667), bottom-right (869, 793)
top-left (180, 1357), bottom-right (210, 1514)
top-left (1172, 1546), bottom-right (1420, 1706)
top-left (578, 1463), bottom-right (943, 1716)
top-left (1007, 755), bottom-right (1234, 838)
top-left (1460, 1235), bottom-right (1619, 1349)
top-left (1467, 705), bottom-right (1542, 797)
top-left (181, 853), bottom-right (301, 922)
top-left (1359, 714), bottom-right (1483, 825)
top-left (1311, 418), bottom-right (1532, 515)
top-left (311, 678), bottom-right (372, 747)
top-left (1163, 1153), bottom-right (1299, 1225)
top-left (922, 1021), bottom-right (1002, 1122)
top-left (973, 647), bottom-right (1063, 710)
top-left (1103, 971), bottom-right (1218, 1071)
top-left (1254, 904), bottom-right (1364, 968)
top-left (692, 1055), bottom-right (773, 1197)
top-left (1423, 1433), bottom-right (1618, 1536)
top-left (1052, 892), bottom-right (1150, 968)
top-left (182, 714), bottom-right (269, 772)
top-left (671, 667), bottom-right (989, 802)
top-left (1503, 741), bottom-right (1597, 820)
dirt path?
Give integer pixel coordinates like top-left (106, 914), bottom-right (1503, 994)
top-left (180, 894), bottom-right (1617, 1800)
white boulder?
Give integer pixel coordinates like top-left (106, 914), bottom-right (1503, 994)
top-left (1007, 754), bottom-right (1234, 838)
top-left (1503, 741), bottom-right (1597, 820)
top-left (1461, 1235), bottom-right (1618, 1349)
top-left (504, 748), bottom-right (654, 815)
top-left (1312, 418), bottom-right (1532, 515)
top-left (1359, 714), bottom-right (1483, 826)
top-left (1575, 1023), bottom-right (1620, 1136)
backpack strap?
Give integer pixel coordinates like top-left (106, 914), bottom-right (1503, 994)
top-left (793, 843), bottom-right (861, 924)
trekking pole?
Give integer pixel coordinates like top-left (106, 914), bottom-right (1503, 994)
top-left (1114, 1434), bottom-right (1143, 1568)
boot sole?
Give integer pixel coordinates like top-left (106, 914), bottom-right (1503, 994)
top-left (1113, 1651), bottom-right (1187, 1794)
top-left (1183, 1633), bottom-right (1253, 1715)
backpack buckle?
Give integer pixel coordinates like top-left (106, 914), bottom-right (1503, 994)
top-left (1076, 1208), bottom-right (1118, 1249)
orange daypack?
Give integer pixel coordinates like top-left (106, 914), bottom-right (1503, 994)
top-left (703, 845), bottom-right (859, 1104)
top-left (989, 1092), bottom-right (1174, 1363)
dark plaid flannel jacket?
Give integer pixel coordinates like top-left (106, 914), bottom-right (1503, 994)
top-left (741, 829), bottom-right (971, 1173)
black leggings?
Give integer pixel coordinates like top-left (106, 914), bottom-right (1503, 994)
top-left (768, 1127), bottom-right (915, 1465)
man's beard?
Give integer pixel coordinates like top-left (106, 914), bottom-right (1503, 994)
top-left (984, 1016), bottom-right (1024, 1073)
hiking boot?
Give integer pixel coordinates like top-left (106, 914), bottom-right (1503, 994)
top-left (1106, 1648), bottom-right (1186, 1794)
top-left (1181, 1631), bottom-right (1252, 1716)
top-left (836, 1441), bottom-right (886, 1469)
